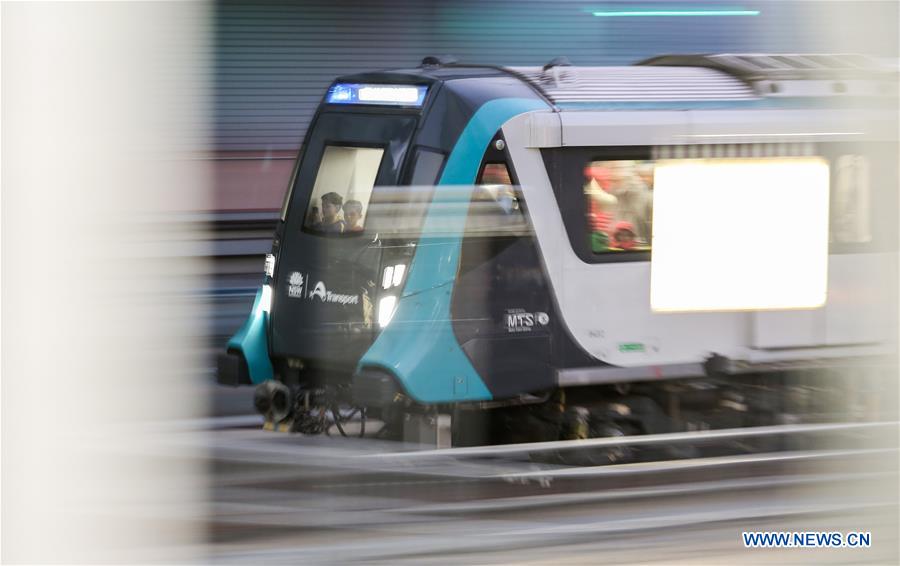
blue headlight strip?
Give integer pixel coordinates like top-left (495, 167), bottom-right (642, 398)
top-left (326, 83), bottom-right (429, 107)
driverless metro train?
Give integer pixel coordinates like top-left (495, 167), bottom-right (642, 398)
top-left (218, 54), bottom-right (898, 444)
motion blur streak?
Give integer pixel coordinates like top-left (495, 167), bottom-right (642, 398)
top-left (2, 2), bottom-right (212, 562)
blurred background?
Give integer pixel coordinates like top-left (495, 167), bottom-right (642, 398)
top-left (3, 0), bottom-right (898, 563)
top-left (211, 0), bottom-right (899, 210)
top-left (212, 0), bottom-right (899, 345)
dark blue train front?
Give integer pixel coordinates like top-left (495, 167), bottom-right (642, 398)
top-left (217, 60), bottom-right (566, 416)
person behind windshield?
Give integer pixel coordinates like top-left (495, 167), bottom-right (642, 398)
top-left (343, 199), bottom-right (364, 232)
top-left (319, 192), bottom-right (345, 234)
top-left (306, 206), bottom-right (322, 228)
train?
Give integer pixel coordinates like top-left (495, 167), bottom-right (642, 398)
top-left (218, 53), bottom-right (898, 446)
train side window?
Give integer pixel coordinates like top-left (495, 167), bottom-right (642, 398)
top-left (583, 160), bottom-right (654, 253)
top-left (303, 145), bottom-right (384, 235)
top-left (478, 162), bottom-right (512, 185)
top-left (477, 162), bottom-right (525, 220)
top-left (409, 148), bottom-right (445, 185)
top-left (454, 161), bottom-right (529, 241)
top-left (831, 154), bottom-right (871, 244)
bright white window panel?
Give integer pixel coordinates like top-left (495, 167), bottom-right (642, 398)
top-left (650, 157), bottom-right (830, 312)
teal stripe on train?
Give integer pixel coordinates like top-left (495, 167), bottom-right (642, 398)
top-left (359, 97), bottom-right (548, 403)
top-left (227, 285), bottom-right (274, 384)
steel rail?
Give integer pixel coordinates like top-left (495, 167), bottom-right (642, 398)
top-left (360, 420), bottom-right (898, 460)
top-left (385, 471), bottom-right (896, 515)
top-left (498, 447), bottom-right (897, 480)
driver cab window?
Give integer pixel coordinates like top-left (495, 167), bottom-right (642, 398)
top-left (477, 162), bottom-right (523, 218)
top-left (478, 162), bottom-right (512, 185)
top-left (304, 145), bottom-right (384, 235)
top-left (468, 162), bottom-right (528, 235)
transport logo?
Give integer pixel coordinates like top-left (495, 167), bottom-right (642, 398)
top-left (287, 272), bottom-right (359, 305)
top-left (504, 308), bottom-right (549, 333)
top-left (310, 281), bottom-right (359, 305)
top-left (309, 281), bottom-right (327, 301)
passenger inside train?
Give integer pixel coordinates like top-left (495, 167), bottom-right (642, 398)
top-left (318, 191), bottom-right (346, 234)
top-left (610, 220), bottom-right (638, 250)
top-left (303, 145), bottom-right (382, 235)
top-left (585, 160), bottom-right (654, 252)
top-left (343, 199), bottom-right (364, 232)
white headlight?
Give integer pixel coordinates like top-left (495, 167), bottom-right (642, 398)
top-left (382, 265), bottom-right (394, 289)
top-left (382, 263), bottom-right (406, 289)
top-left (257, 284), bottom-right (272, 315)
top-left (392, 264), bottom-right (406, 287)
top-left (378, 295), bottom-right (397, 328)
top-left (264, 254), bottom-right (276, 278)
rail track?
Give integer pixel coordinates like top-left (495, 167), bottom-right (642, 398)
top-left (193, 217), bottom-right (898, 562)
top-left (193, 417), bottom-right (899, 563)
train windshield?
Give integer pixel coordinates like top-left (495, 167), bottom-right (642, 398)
top-left (283, 112), bottom-right (418, 232)
top-left (303, 146), bottom-right (384, 235)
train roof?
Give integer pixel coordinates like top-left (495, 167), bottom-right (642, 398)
top-left (509, 65), bottom-right (757, 103)
top-left (333, 53), bottom-right (898, 109)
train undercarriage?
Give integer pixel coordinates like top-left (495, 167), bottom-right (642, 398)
top-left (251, 362), bottom-right (896, 456)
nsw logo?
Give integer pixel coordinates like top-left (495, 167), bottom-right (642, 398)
top-left (288, 272), bottom-right (305, 298)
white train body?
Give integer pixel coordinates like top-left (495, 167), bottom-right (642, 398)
top-left (505, 105), bottom-right (897, 383)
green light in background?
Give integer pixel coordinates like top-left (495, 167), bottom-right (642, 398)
top-left (592, 9), bottom-right (760, 17)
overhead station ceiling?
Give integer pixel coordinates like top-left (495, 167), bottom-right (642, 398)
top-left (214, 0), bottom-right (898, 152)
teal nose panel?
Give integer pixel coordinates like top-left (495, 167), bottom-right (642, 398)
top-left (358, 98), bottom-right (547, 403)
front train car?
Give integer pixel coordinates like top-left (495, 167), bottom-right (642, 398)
top-left (219, 54), bottom-right (898, 444)
top-left (217, 60), bottom-right (552, 434)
